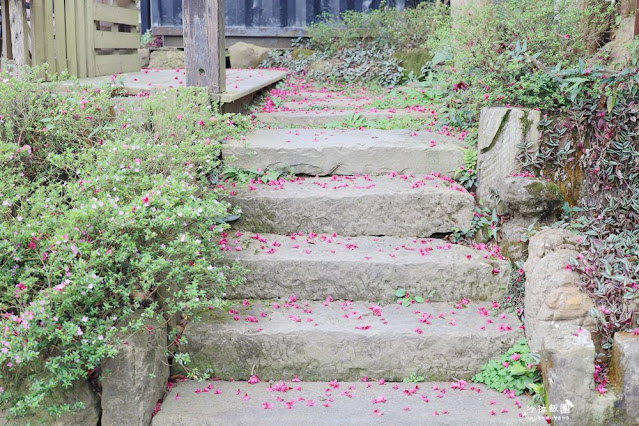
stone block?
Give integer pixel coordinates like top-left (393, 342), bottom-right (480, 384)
top-left (498, 176), bottom-right (564, 218)
top-left (230, 175), bottom-right (475, 237)
top-left (229, 42), bottom-right (270, 69)
top-left (101, 314), bottom-right (169, 426)
top-left (610, 332), bottom-right (639, 423)
top-left (477, 107), bottom-right (541, 203)
top-left (0, 380), bottom-right (100, 426)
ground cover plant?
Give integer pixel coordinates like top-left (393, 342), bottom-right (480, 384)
top-left (0, 68), bottom-right (250, 417)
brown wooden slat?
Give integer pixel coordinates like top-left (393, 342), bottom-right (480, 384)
top-left (44, 0), bottom-right (56, 73)
top-left (94, 3), bottom-right (139, 26)
top-left (30, 0), bottom-right (46, 66)
top-left (94, 30), bottom-right (139, 49)
top-left (54, 0), bottom-right (68, 73)
top-left (75, 0), bottom-right (88, 77)
top-left (65, 0), bottom-right (78, 76)
top-left (95, 53), bottom-right (140, 75)
top-left (85, 1), bottom-right (97, 77)
top-left (1, 0), bottom-right (13, 60)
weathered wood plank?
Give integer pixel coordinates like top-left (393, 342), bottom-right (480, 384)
top-left (94, 30), bottom-right (139, 49)
top-left (85, 1), bottom-right (97, 77)
top-left (184, 0), bottom-right (226, 94)
top-left (54, 0), bottom-right (68, 73)
top-left (7, 0), bottom-right (29, 65)
top-left (95, 53), bottom-right (139, 75)
top-left (44, 0), bottom-right (56, 73)
top-left (75, 0), bottom-right (88, 77)
top-left (94, 3), bottom-right (139, 26)
top-left (30, 0), bottom-right (46, 66)
top-left (65, 0), bottom-right (78, 76)
top-left (1, 0), bottom-right (13, 60)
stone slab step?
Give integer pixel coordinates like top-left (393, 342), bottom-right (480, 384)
top-left (223, 234), bottom-right (509, 303)
top-left (229, 175), bottom-right (474, 237)
top-left (277, 98), bottom-right (373, 110)
top-left (223, 129), bottom-right (464, 176)
top-left (254, 108), bottom-right (433, 126)
top-left (175, 300), bottom-right (522, 382)
top-left (153, 380), bottom-right (540, 426)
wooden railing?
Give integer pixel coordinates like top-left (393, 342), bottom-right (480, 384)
top-left (1, 0), bottom-right (141, 78)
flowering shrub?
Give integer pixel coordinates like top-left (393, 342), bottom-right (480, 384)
top-left (0, 69), bottom-right (249, 416)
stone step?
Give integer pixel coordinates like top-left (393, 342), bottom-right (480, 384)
top-left (222, 129), bottom-right (464, 176)
top-left (223, 234), bottom-right (508, 303)
top-left (254, 108), bottom-right (433, 126)
top-left (277, 98), bottom-right (373, 110)
top-left (153, 380), bottom-right (538, 425)
top-left (229, 175), bottom-right (474, 237)
top-left (174, 300), bottom-right (523, 382)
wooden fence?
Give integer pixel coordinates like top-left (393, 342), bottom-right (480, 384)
top-left (1, 0), bottom-right (140, 78)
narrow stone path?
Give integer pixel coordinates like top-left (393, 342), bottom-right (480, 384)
top-left (153, 87), bottom-right (542, 424)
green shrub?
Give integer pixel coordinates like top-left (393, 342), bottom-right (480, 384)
top-left (0, 70), bottom-right (249, 417)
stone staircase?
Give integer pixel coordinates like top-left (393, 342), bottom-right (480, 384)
top-left (152, 96), bottom-right (534, 424)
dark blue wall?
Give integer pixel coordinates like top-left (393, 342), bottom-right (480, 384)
top-left (150, 0), bottom-right (431, 35)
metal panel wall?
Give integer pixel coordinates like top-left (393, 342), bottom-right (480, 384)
top-left (150, 0), bottom-right (432, 35)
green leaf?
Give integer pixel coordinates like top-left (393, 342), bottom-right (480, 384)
top-left (394, 288), bottom-right (406, 298)
top-left (414, 296), bottom-right (425, 303)
top-left (510, 364), bottom-right (527, 376)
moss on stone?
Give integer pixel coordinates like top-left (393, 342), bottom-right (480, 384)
top-left (292, 48), bottom-right (315, 60)
top-left (393, 48), bottom-right (433, 77)
top-left (525, 181), bottom-right (563, 201)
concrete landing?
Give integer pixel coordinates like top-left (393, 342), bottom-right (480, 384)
top-left (153, 380), bottom-right (543, 425)
top-left (70, 68), bottom-right (288, 103)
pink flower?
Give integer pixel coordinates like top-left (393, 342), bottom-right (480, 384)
top-left (248, 375), bottom-right (260, 384)
top-left (262, 402), bottom-right (274, 409)
top-left (511, 353), bottom-right (521, 361)
top-left (372, 395), bottom-right (387, 404)
top-left (242, 393), bottom-right (251, 401)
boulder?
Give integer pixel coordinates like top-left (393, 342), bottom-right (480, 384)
top-left (148, 50), bottom-right (185, 69)
top-left (499, 217), bottom-right (533, 262)
top-left (291, 48), bottom-right (315, 60)
top-left (524, 229), bottom-right (593, 352)
top-left (101, 314), bottom-right (169, 426)
top-left (541, 325), bottom-right (616, 425)
top-left (477, 107), bottom-right (541, 204)
top-left (525, 228), bottom-right (581, 272)
top-left (610, 332), bottom-right (639, 422)
top-left (308, 59), bottom-right (333, 74)
top-left (394, 48), bottom-right (433, 77)
top-left (498, 176), bottom-right (564, 218)
top-left (0, 380), bottom-right (100, 426)
top-left (229, 42), bottom-right (270, 69)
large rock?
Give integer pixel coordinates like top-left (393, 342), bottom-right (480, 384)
top-left (174, 300), bottom-right (523, 382)
top-left (101, 314), bottom-right (169, 426)
top-left (394, 48), bottom-right (432, 77)
top-left (229, 42), bottom-right (270, 69)
top-left (0, 380), bottom-right (100, 426)
top-left (477, 107), bottom-right (541, 203)
top-left (148, 50), bottom-right (185, 69)
top-left (498, 176), bottom-right (564, 218)
top-left (524, 229), bottom-right (593, 352)
top-left (224, 234), bottom-right (509, 302)
top-left (223, 129), bottom-right (464, 177)
top-left (541, 325), bottom-right (616, 425)
top-left (610, 332), bottom-right (639, 422)
top-left (230, 175), bottom-right (475, 237)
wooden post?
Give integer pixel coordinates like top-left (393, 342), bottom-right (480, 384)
top-left (635, 0), bottom-right (639, 37)
top-left (7, 0), bottom-right (29, 65)
top-left (183, 0), bottom-right (226, 94)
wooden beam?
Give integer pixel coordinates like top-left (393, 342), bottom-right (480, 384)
top-left (1, 0), bottom-right (13, 60)
top-left (635, 0), bottom-right (639, 37)
top-left (7, 0), bottom-right (29, 65)
top-left (183, 0), bottom-right (226, 94)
